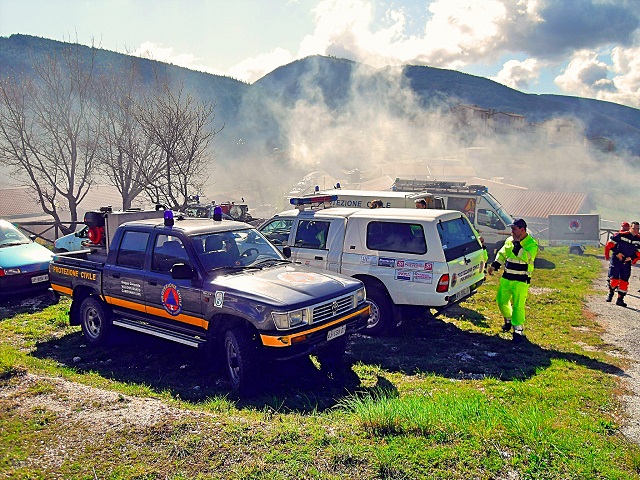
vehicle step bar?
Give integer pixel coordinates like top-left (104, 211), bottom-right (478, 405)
top-left (112, 318), bottom-right (206, 348)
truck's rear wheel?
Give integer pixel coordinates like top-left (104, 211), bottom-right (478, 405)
top-left (224, 328), bottom-right (257, 395)
top-left (366, 288), bottom-right (394, 336)
top-left (80, 296), bottom-right (112, 346)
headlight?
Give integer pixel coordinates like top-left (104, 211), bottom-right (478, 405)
top-left (354, 287), bottom-right (366, 307)
top-left (272, 308), bottom-right (309, 330)
top-left (0, 267), bottom-right (21, 276)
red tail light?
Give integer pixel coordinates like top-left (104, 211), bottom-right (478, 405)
top-left (87, 226), bottom-right (105, 245)
top-left (436, 274), bottom-right (449, 293)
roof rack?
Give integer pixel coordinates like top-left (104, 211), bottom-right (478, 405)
top-left (392, 178), bottom-right (487, 194)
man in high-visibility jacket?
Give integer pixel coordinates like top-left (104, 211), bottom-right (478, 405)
top-left (487, 218), bottom-right (538, 342)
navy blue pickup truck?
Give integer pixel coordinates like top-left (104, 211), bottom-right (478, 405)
top-left (49, 212), bottom-right (370, 394)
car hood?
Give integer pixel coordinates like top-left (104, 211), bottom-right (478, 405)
top-left (0, 242), bottom-right (54, 271)
top-left (210, 265), bottom-right (360, 307)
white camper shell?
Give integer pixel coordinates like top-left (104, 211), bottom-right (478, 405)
top-left (259, 202), bottom-right (486, 335)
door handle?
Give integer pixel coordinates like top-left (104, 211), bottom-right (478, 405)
top-left (112, 273), bottom-right (120, 279)
top-left (314, 256), bottom-right (324, 260)
top-left (148, 280), bottom-right (157, 286)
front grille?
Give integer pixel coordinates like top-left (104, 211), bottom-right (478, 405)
top-left (311, 293), bottom-right (354, 323)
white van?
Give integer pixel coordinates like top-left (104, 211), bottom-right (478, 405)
top-left (307, 180), bottom-right (513, 253)
top-left (259, 200), bottom-right (486, 335)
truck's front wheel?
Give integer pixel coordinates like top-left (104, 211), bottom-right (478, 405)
top-left (80, 296), bottom-right (112, 346)
top-left (224, 328), bottom-right (257, 395)
top-left (366, 288), bottom-right (394, 336)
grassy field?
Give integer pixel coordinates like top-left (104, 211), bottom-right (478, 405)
top-left (1, 247), bottom-right (639, 479)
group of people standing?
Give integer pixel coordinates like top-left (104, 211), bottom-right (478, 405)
top-left (604, 221), bottom-right (640, 307)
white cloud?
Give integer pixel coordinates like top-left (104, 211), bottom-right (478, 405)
top-left (227, 48), bottom-right (295, 83)
top-left (555, 48), bottom-right (640, 107)
top-left (493, 58), bottom-right (542, 90)
top-left (131, 41), bottom-right (226, 76)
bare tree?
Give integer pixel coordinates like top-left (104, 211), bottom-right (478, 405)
top-left (96, 62), bottom-right (164, 210)
top-left (136, 84), bottom-right (222, 210)
top-left (0, 43), bottom-right (101, 233)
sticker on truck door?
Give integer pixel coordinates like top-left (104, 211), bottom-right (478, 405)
top-left (161, 283), bottom-right (182, 316)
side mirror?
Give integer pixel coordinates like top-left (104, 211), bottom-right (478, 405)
top-left (282, 246), bottom-right (292, 258)
top-left (171, 263), bottom-right (194, 280)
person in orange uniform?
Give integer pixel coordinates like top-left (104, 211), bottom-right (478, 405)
top-left (604, 221), bottom-right (640, 307)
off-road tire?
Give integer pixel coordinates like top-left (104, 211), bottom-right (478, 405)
top-left (79, 296), bottom-right (112, 346)
top-left (316, 335), bottom-right (348, 373)
top-left (365, 287), bottom-right (394, 336)
top-left (224, 328), bottom-right (257, 396)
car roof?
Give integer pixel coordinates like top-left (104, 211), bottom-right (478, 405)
top-left (273, 208), bottom-right (467, 222)
top-left (121, 217), bottom-right (252, 236)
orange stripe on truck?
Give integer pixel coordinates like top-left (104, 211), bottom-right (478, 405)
top-left (260, 304), bottom-right (370, 347)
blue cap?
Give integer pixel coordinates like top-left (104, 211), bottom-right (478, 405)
top-left (508, 218), bottom-right (527, 229)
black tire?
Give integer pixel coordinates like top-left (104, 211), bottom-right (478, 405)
top-left (316, 335), bottom-right (348, 372)
top-left (79, 296), bottom-right (112, 346)
top-left (224, 328), bottom-right (257, 395)
top-left (365, 287), bottom-right (394, 336)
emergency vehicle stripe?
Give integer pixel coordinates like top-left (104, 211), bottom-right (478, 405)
top-left (260, 304), bottom-right (371, 347)
top-left (146, 305), bottom-right (207, 328)
top-left (104, 296), bottom-right (146, 314)
top-left (51, 283), bottom-right (72, 296)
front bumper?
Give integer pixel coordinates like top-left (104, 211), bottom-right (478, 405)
top-left (259, 302), bottom-right (371, 361)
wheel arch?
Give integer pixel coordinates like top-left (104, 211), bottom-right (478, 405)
top-left (69, 285), bottom-right (102, 325)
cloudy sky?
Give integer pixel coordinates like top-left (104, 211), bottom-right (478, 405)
top-left (1, 0), bottom-right (639, 108)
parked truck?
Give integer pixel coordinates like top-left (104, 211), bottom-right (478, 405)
top-left (308, 179), bottom-right (514, 254)
top-left (548, 214), bottom-right (600, 255)
top-left (49, 208), bottom-right (370, 394)
top-left (260, 196), bottom-right (486, 335)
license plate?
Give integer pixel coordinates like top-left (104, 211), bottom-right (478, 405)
top-left (31, 274), bottom-right (49, 284)
top-left (452, 286), bottom-right (470, 302)
top-left (327, 324), bottom-right (346, 341)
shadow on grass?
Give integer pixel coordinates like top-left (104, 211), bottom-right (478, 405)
top-left (0, 290), bottom-right (58, 320)
top-left (29, 307), bottom-right (621, 412)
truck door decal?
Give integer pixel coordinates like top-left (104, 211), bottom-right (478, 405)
top-left (214, 291), bottom-right (224, 308)
top-left (161, 283), bottom-right (183, 316)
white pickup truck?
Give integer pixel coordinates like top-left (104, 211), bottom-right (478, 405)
top-left (259, 197), bottom-right (486, 335)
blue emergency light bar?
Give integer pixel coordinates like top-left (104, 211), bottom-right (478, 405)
top-left (164, 209), bottom-right (174, 226)
top-left (290, 195), bottom-right (338, 206)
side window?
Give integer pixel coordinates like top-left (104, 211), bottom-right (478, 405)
top-left (294, 220), bottom-right (330, 249)
top-left (366, 222), bottom-right (426, 254)
top-left (477, 208), bottom-right (505, 230)
top-left (260, 219), bottom-right (293, 246)
top-left (152, 235), bottom-right (190, 273)
top-left (115, 231), bottom-right (149, 269)
top-left (448, 196), bottom-right (476, 224)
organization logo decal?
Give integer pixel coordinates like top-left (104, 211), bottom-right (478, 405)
top-left (161, 283), bottom-right (182, 316)
top-left (568, 219), bottom-right (582, 232)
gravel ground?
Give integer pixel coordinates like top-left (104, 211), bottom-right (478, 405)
top-left (587, 257), bottom-right (640, 444)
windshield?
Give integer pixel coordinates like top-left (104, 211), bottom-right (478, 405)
top-left (482, 193), bottom-right (513, 226)
top-left (190, 227), bottom-right (285, 271)
top-left (0, 221), bottom-right (31, 246)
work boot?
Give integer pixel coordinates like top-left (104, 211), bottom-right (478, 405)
top-left (501, 319), bottom-right (512, 332)
top-left (606, 290), bottom-right (614, 302)
top-left (512, 326), bottom-right (525, 343)
top-left (616, 294), bottom-right (627, 307)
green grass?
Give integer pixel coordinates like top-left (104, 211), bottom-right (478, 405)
top-left (0, 247), bottom-right (639, 478)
